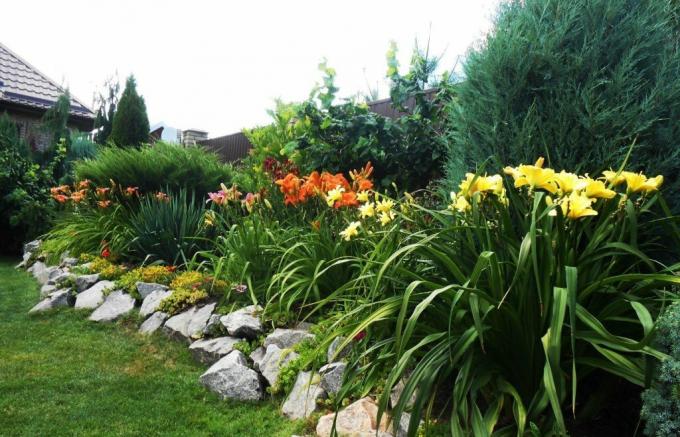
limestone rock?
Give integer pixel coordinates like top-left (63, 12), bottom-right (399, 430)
top-left (74, 280), bottom-right (115, 309)
top-left (136, 282), bottom-right (169, 300)
top-left (389, 378), bottom-right (417, 410)
top-left (163, 303), bottom-right (216, 342)
top-left (199, 351), bottom-right (263, 401)
top-left (60, 257), bottom-right (79, 267)
top-left (46, 269), bottom-right (71, 286)
top-left (264, 328), bottom-right (314, 350)
top-left (40, 284), bottom-right (58, 298)
top-left (189, 336), bottom-right (241, 365)
top-left (29, 289), bottom-right (70, 313)
top-left (24, 240), bottom-right (41, 254)
top-left (139, 312), bottom-right (169, 335)
top-left (203, 314), bottom-right (224, 336)
top-left (89, 290), bottom-right (135, 322)
top-left (250, 346), bottom-right (266, 371)
top-left (282, 371), bottom-right (327, 420)
top-left (316, 397), bottom-right (393, 437)
top-left (139, 289), bottom-right (173, 317)
top-left (319, 362), bottom-right (346, 395)
top-left (75, 274), bottom-right (100, 292)
top-left (32, 262), bottom-right (55, 285)
top-left (260, 344), bottom-right (299, 386)
top-left (220, 305), bottom-right (263, 339)
top-left (327, 336), bottom-right (352, 362)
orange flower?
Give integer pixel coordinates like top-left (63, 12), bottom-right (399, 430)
top-left (53, 194), bottom-right (69, 203)
top-left (96, 187), bottom-right (110, 198)
top-left (335, 191), bottom-right (359, 208)
top-left (97, 200), bottom-right (112, 208)
top-left (125, 186), bottom-right (139, 196)
top-left (78, 179), bottom-right (91, 189)
top-left (275, 173), bottom-right (303, 205)
top-left (70, 190), bottom-right (87, 203)
top-left (350, 162), bottom-right (374, 192)
top-left (156, 192), bottom-right (170, 202)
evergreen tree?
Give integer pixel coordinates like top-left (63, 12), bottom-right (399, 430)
top-left (446, 0), bottom-right (680, 208)
top-left (93, 77), bottom-right (120, 144)
top-left (110, 75), bottom-right (149, 147)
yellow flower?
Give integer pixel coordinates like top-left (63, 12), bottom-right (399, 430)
top-left (357, 191), bottom-right (370, 202)
top-left (459, 173), bottom-right (504, 197)
top-left (622, 172), bottom-right (663, 193)
top-left (448, 192), bottom-right (471, 213)
top-left (553, 171), bottom-right (584, 194)
top-left (378, 210), bottom-right (395, 226)
top-left (375, 198), bottom-right (395, 214)
top-left (602, 169), bottom-right (626, 186)
top-left (359, 202), bottom-right (375, 218)
top-left (326, 187), bottom-right (345, 207)
top-left (204, 210), bottom-right (216, 227)
top-left (339, 221), bottom-right (361, 241)
top-left (583, 178), bottom-right (616, 199)
top-left (550, 192), bottom-right (598, 220)
top-left (511, 157), bottom-right (558, 194)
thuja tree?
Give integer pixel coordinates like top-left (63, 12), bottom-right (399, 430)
top-left (110, 75), bottom-right (149, 147)
top-left (446, 0), bottom-right (680, 208)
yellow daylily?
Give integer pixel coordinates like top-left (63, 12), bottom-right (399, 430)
top-left (550, 192), bottom-right (598, 220)
top-left (325, 187), bottom-right (345, 207)
top-left (602, 169), bottom-right (626, 186)
top-left (339, 221), bottom-right (361, 241)
top-left (448, 192), bottom-right (471, 213)
top-left (459, 173), bottom-right (504, 197)
top-left (375, 198), bottom-right (395, 214)
top-left (553, 171), bottom-right (584, 194)
top-left (359, 202), bottom-right (375, 218)
top-left (378, 210), bottom-right (396, 226)
top-left (506, 157), bottom-right (558, 194)
top-left (622, 172), bottom-right (663, 193)
top-left (357, 191), bottom-right (370, 202)
top-left (583, 178), bottom-right (616, 199)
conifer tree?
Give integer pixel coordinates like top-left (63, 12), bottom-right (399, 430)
top-left (110, 75), bottom-right (149, 147)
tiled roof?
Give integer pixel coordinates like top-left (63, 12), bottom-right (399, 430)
top-left (0, 42), bottom-right (94, 118)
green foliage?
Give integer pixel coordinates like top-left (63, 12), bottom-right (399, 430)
top-left (156, 270), bottom-right (228, 315)
top-left (642, 302), bottom-right (680, 436)
top-left (446, 0), bottom-right (680, 209)
top-left (59, 133), bottom-right (99, 184)
top-left (128, 190), bottom-right (207, 264)
top-left (75, 142), bottom-right (232, 198)
top-left (110, 75), bottom-right (150, 147)
top-left (41, 92), bottom-right (72, 151)
top-left (157, 288), bottom-right (208, 315)
top-left (0, 116), bottom-right (59, 254)
top-left (295, 48), bottom-right (453, 190)
top-left (116, 265), bottom-right (175, 299)
top-left (93, 76), bottom-right (120, 145)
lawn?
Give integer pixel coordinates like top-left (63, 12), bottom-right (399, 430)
top-left (0, 258), bottom-right (303, 437)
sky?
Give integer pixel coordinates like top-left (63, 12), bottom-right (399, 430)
top-left (1, 0), bottom-right (500, 138)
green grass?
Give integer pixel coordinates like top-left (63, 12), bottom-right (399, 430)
top-left (0, 258), bottom-right (303, 436)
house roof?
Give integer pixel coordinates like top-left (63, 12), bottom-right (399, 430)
top-left (0, 42), bottom-right (94, 119)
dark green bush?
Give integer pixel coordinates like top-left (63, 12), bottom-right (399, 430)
top-left (75, 142), bottom-right (232, 198)
top-left (446, 0), bottom-right (680, 208)
top-left (110, 75), bottom-right (149, 148)
top-left (642, 302), bottom-right (680, 436)
top-left (128, 189), bottom-right (207, 264)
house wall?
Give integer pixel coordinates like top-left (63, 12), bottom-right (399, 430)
top-left (1, 108), bottom-right (89, 152)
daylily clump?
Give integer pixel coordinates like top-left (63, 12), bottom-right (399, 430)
top-left (50, 179), bottom-right (142, 208)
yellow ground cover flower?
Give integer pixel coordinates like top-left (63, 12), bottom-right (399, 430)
top-left (339, 221), bottom-right (361, 241)
top-left (359, 202), bottom-right (375, 218)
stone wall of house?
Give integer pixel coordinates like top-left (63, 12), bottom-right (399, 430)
top-left (6, 112), bottom-right (52, 152)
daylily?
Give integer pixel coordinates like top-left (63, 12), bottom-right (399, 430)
top-left (70, 190), bottom-right (87, 203)
top-left (623, 172), bottom-right (663, 193)
top-left (602, 170), bottom-right (626, 186)
top-left (583, 178), bottom-right (616, 199)
top-left (357, 191), bottom-right (370, 203)
top-left (459, 173), bottom-right (504, 197)
top-left (550, 192), bottom-right (598, 220)
top-left (375, 198), bottom-right (395, 214)
top-left (326, 187), bottom-right (345, 207)
top-left (508, 157), bottom-right (558, 194)
top-left (553, 171), bottom-right (584, 194)
top-left (78, 179), bottom-right (91, 189)
top-left (97, 200), bottom-right (112, 208)
top-left (379, 210), bottom-right (396, 226)
top-left (359, 202), bottom-right (375, 218)
top-left (340, 221), bottom-right (361, 241)
top-left (156, 192), bottom-right (170, 202)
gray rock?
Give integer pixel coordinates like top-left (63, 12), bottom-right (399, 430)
top-left (259, 344), bottom-right (299, 386)
top-left (40, 284), bottom-right (58, 298)
top-left (75, 274), bottom-right (100, 292)
top-left (89, 290), bottom-right (135, 322)
top-left (203, 314), bottom-right (224, 336)
top-left (47, 269), bottom-right (71, 286)
top-left (163, 303), bottom-right (216, 342)
top-left (24, 239), bottom-right (41, 254)
top-left (139, 289), bottom-right (173, 317)
top-left (32, 262), bottom-right (55, 285)
top-left (263, 328), bottom-right (314, 350)
top-left (29, 289), bottom-right (70, 313)
top-left (316, 397), bottom-right (393, 437)
top-left (396, 412), bottom-right (420, 437)
top-left (80, 262), bottom-right (93, 271)
top-left (189, 336), bottom-right (241, 365)
top-left (282, 371), bottom-right (327, 420)
top-left (15, 260), bottom-right (26, 270)
top-left (136, 282), bottom-right (169, 300)
top-left (139, 312), bottom-right (169, 335)
top-left (389, 378), bottom-right (416, 409)
top-left (220, 305), bottom-right (263, 339)
top-left (74, 280), bottom-right (115, 309)
top-left (250, 346), bottom-right (266, 371)
top-left (60, 257), bottom-right (79, 267)
top-left (319, 362), bottom-right (346, 395)
top-left (199, 351), bottom-right (263, 401)
top-left (327, 336), bottom-right (352, 362)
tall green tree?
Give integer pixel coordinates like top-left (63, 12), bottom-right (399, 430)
top-left (110, 75), bottom-right (149, 147)
top-left (446, 0), bottom-right (680, 208)
top-left (93, 76), bottom-right (120, 144)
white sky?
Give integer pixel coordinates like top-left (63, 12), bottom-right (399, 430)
top-left (1, 0), bottom-right (500, 137)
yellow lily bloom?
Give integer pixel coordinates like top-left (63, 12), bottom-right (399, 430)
top-left (623, 172), bottom-right (663, 193)
top-left (359, 202), bottom-right (375, 218)
top-left (550, 192), bottom-right (598, 220)
top-left (508, 157), bottom-right (558, 194)
top-left (325, 187), bottom-right (345, 207)
top-left (602, 169), bottom-right (625, 186)
top-left (447, 193), bottom-right (471, 213)
top-left (378, 210), bottom-right (395, 226)
top-left (459, 173), bottom-right (504, 197)
top-left (583, 178), bottom-right (616, 199)
top-left (553, 171), bottom-right (584, 194)
top-left (375, 198), bottom-right (395, 214)
top-left (357, 191), bottom-right (370, 202)
top-left (339, 221), bottom-right (361, 241)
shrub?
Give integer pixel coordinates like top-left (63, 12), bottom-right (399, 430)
top-left (642, 302), bottom-right (680, 436)
top-left (445, 0), bottom-right (680, 210)
top-left (75, 142), bottom-right (232, 198)
top-left (128, 189), bottom-right (207, 264)
top-left (110, 75), bottom-right (149, 147)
